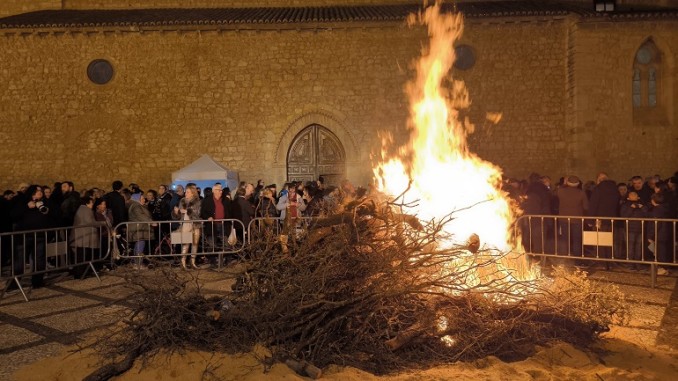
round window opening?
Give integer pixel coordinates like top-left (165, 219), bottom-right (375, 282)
top-left (87, 59), bottom-right (114, 85)
top-left (635, 47), bottom-right (652, 65)
top-left (454, 45), bottom-right (476, 70)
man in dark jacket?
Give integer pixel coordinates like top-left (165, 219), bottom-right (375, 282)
top-left (619, 191), bottom-right (647, 263)
top-left (103, 180), bottom-right (127, 228)
top-left (587, 172), bottom-right (620, 258)
top-left (647, 193), bottom-right (673, 275)
top-left (200, 183), bottom-right (231, 250)
top-left (59, 181), bottom-right (80, 227)
top-left (521, 173), bottom-right (554, 254)
top-left (156, 185), bottom-right (173, 221)
top-left (630, 176), bottom-right (653, 204)
top-left (231, 183), bottom-right (255, 240)
top-left (557, 176), bottom-right (588, 256)
top-left (8, 185), bottom-right (55, 290)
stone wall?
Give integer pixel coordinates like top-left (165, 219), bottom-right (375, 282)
top-left (0, 13), bottom-right (676, 192)
top-left (0, 24), bottom-right (420, 191)
top-left (569, 19), bottom-right (678, 182)
top-left (461, 18), bottom-right (569, 182)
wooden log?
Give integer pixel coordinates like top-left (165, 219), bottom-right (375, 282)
top-left (305, 227), bottom-right (334, 247)
top-left (385, 322), bottom-right (425, 351)
top-left (285, 359), bottom-right (323, 379)
top-left (83, 347), bottom-right (141, 381)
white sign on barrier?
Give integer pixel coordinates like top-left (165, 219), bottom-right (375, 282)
top-left (170, 231), bottom-right (193, 244)
top-left (583, 231), bottom-right (613, 247)
top-left (46, 241), bottom-right (68, 258)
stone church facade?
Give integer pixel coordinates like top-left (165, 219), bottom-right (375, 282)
top-left (0, 0), bottom-right (676, 191)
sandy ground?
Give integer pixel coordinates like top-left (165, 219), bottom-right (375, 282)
top-left (7, 268), bottom-right (678, 381)
top-left (11, 338), bottom-right (678, 381)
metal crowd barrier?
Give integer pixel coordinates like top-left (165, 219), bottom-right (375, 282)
top-left (1, 223), bottom-right (113, 301)
top-left (112, 219), bottom-right (246, 269)
top-left (516, 214), bottom-right (678, 287)
top-left (247, 216), bottom-right (320, 244)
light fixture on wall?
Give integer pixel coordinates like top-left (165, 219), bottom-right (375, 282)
top-left (594, 0), bottom-right (616, 12)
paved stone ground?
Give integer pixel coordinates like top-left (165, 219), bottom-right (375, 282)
top-left (0, 266), bottom-right (676, 380)
top-left (0, 266), bottom-right (239, 380)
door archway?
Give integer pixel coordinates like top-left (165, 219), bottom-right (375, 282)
top-left (286, 124), bottom-right (346, 185)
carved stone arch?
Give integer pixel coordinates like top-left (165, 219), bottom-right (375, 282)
top-left (286, 124), bottom-right (346, 185)
top-left (274, 110), bottom-right (359, 166)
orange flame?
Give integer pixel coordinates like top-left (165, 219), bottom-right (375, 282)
top-left (373, 4), bottom-right (535, 283)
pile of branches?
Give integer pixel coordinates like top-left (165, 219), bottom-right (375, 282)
top-left (83, 193), bottom-right (627, 379)
top-left (234, 195), bottom-right (627, 372)
top-left (80, 267), bottom-right (257, 381)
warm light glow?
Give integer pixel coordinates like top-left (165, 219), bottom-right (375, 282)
top-left (373, 3), bottom-right (537, 288)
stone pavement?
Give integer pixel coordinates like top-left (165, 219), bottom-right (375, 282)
top-left (0, 266), bottom-right (676, 381)
top-left (0, 267), bottom-right (238, 380)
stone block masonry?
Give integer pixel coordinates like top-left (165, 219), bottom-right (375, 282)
top-left (0, 9), bottom-right (676, 191)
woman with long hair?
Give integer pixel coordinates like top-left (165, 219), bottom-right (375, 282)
top-left (172, 184), bottom-right (202, 269)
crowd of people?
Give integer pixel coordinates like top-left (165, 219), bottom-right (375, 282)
top-left (1, 170), bottom-right (677, 291)
top-left (0, 177), bottom-right (361, 290)
top-left (511, 171), bottom-right (678, 275)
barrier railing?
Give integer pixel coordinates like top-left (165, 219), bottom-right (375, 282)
top-left (5, 213), bottom-right (676, 300)
top-left (112, 219), bottom-right (246, 269)
top-left (247, 216), bottom-right (320, 245)
top-left (515, 214), bottom-right (678, 287)
top-left (1, 223), bottom-right (112, 301)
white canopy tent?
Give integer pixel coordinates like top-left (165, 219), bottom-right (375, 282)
top-left (171, 154), bottom-right (239, 194)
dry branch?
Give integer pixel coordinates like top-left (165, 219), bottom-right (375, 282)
top-left (83, 192), bottom-right (627, 379)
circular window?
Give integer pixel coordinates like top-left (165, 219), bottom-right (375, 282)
top-left (454, 45), bottom-right (476, 70)
top-left (87, 59), bottom-right (114, 85)
top-left (636, 47), bottom-right (652, 65)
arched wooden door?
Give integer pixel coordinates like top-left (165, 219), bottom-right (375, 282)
top-left (287, 124), bottom-right (346, 186)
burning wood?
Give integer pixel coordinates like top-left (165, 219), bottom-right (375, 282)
top-left (80, 195), bottom-right (626, 380)
top-left (78, 4), bottom-right (627, 380)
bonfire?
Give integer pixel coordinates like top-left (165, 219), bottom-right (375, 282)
top-left (81, 3), bottom-right (627, 381)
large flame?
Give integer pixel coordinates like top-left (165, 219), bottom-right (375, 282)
top-left (373, 4), bottom-right (535, 283)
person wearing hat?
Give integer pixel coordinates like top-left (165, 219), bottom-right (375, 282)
top-left (620, 191), bottom-right (647, 266)
top-left (556, 175), bottom-right (588, 256)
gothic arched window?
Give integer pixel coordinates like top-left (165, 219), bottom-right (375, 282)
top-left (632, 40), bottom-right (660, 108)
top-left (632, 39), bottom-right (670, 125)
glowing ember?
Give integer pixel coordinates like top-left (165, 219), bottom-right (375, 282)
top-left (373, 4), bottom-right (536, 283)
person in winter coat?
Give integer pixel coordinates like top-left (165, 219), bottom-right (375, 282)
top-left (172, 184), bottom-right (201, 269)
top-left (93, 198), bottom-right (114, 258)
top-left (103, 180), bottom-right (127, 227)
top-left (646, 193), bottom-right (673, 275)
top-left (556, 176), bottom-right (588, 256)
top-left (231, 183), bottom-right (255, 240)
top-left (127, 193), bottom-right (155, 268)
top-left (275, 183), bottom-right (296, 220)
top-left (70, 196), bottom-right (106, 278)
top-left (59, 181), bottom-right (80, 227)
top-left (8, 185), bottom-right (55, 291)
top-left (587, 172), bottom-right (620, 258)
top-left (619, 191), bottom-right (648, 263)
top-left (255, 188), bottom-right (278, 218)
top-left (521, 173), bottom-right (554, 254)
top-left (200, 183), bottom-right (231, 251)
